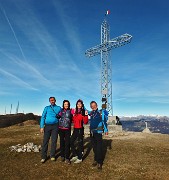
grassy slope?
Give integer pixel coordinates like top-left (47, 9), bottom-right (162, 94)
top-left (0, 125), bottom-right (169, 180)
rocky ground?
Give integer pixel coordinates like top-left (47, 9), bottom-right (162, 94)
top-left (0, 123), bottom-right (169, 180)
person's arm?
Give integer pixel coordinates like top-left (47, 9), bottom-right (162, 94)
top-left (83, 115), bottom-right (88, 124)
top-left (103, 120), bottom-right (108, 134)
top-left (58, 106), bottom-right (62, 114)
top-left (40, 107), bottom-right (47, 132)
top-left (70, 109), bottom-right (75, 124)
top-left (87, 110), bottom-right (92, 116)
top-left (56, 106), bottom-right (62, 119)
top-left (57, 111), bottom-right (62, 119)
top-left (102, 109), bottom-right (108, 134)
top-left (71, 108), bottom-right (75, 115)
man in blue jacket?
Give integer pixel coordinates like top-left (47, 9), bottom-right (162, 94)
top-left (40, 97), bottom-right (61, 163)
top-left (89, 101), bottom-right (108, 170)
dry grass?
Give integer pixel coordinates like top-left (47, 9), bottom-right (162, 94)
top-left (0, 125), bottom-right (169, 180)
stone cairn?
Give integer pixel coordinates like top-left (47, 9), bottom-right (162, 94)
top-left (9, 142), bottom-right (41, 152)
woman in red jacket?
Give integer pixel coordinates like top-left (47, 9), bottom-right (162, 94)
top-left (70, 99), bottom-right (88, 163)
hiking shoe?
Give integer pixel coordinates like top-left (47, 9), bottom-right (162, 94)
top-left (65, 159), bottom-right (71, 165)
top-left (41, 159), bottom-right (46, 163)
top-left (92, 161), bottom-right (97, 167)
top-left (61, 157), bottom-right (65, 162)
top-left (74, 159), bottom-right (82, 164)
top-left (50, 157), bottom-right (56, 161)
top-left (97, 164), bottom-right (102, 170)
top-left (70, 156), bottom-right (78, 162)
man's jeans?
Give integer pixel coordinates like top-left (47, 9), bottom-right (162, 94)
top-left (41, 123), bottom-right (59, 159)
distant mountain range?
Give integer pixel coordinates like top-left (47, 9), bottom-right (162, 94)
top-left (119, 115), bottom-right (169, 134)
top-left (1, 113), bottom-right (169, 134)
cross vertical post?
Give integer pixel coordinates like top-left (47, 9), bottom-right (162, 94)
top-left (85, 18), bottom-right (132, 116)
top-left (101, 20), bottom-right (113, 115)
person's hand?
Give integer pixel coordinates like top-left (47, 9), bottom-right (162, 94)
top-left (105, 132), bottom-right (108, 136)
top-left (40, 128), bottom-right (44, 133)
top-left (85, 110), bottom-right (88, 115)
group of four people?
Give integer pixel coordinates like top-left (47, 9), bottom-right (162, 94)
top-left (40, 97), bottom-right (108, 170)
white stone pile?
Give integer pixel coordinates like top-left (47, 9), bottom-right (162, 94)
top-left (9, 142), bottom-right (41, 152)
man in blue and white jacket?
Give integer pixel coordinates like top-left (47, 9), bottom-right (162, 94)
top-left (89, 101), bottom-right (108, 170)
top-left (40, 97), bottom-right (61, 163)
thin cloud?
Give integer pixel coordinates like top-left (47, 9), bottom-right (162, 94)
top-left (7, 2), bottom-right (63, 65)
top-left (114, 97), bottom-right (127, 101)
top-left (52, 0), bottom-right (82, 55)
top-left (0, 68), bottom-right (38, 91)
top-left (10, 2), bottom-right (84, 74)
top-left (0, 91), bottom-right (15, 95)
top-left (13, 57), bottom-right (51, 86)
top-left (0, 5), bottom-right (27, 62)
top-left (0, 50), bottom-right (52, 86)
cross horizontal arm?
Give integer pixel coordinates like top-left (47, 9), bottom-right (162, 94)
top-left (85, 33), bottom-right (132, 58)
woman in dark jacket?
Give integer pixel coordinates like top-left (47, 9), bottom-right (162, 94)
top-left (70, 99), bottom-right (88, 163)
top-left (58, 100), bottom-right (74, 164)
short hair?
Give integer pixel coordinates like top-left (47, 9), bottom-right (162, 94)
top-left (49, 97), bottom-right (56, 101)
top-left (90, 101), bottom-right (97, 106)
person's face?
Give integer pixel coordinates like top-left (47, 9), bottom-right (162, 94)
top-left (90, 102), bottom-right (97, 111)
top-left (77, 102), bottom-right (82, 109)
top-left (50, 98), bottom-right (56, 105)
top-left (64, 102), bottom-right (69, 109)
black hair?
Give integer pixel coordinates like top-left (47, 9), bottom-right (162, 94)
top-left (90, 101), bottom-right (97, 106)
top-left (49, 97), bottom-right (56, 101)
top-left (62, 100), bottom-right (70, 110)
top-left (75, 99), bottom-right (85, 116)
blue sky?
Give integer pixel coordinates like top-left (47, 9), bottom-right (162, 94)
top-left (0, 0), bottom-right (169, 116)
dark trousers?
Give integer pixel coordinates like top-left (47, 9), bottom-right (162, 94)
top-left (90, 133), bottom-right (103, 164)
top-left (59, 128), bottom-right (71, 159)
top-left (41, 123), bottom-right (59, 159)
top-left (70, 128), bottom-right (84, 160)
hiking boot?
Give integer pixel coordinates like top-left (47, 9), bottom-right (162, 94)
top-left (61, 157), bottom-right (65, 162)
top-left (65, 159), bottom-right (71, 165)
top-left (70, 156), bottom-right (78, 162)
top-left (50, 157), bottom-right (56, 161)
top-left (74, 159), bottom-right (82, 164)
top-left (41, 159), bottom-right (46, 163)
top-left (92, 161), bottom-right (97, 167)
top-left (97, 164), bottom-right (102, 170)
